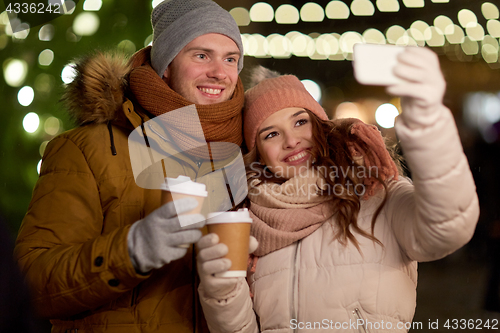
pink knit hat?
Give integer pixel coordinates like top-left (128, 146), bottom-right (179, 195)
top-left (244, 67), bottom-right (329, 150)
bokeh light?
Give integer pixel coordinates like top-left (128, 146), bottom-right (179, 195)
top-left (325, 1), bottom-right (350, 19)
top-left (151, 0), bottom-right (162, 9)
top-left (73, 12), bottom-right (100, 36)
top-left (316, 34), bottom-right (340, 56)
top-left (376, 0), bottom-right (400, 12)
top-left (144, 34), bottom-right (153, 47)
top-left (402, 0), bottom-right (424, 8)
top-left (83, 0), bottom-right (102, 11)
top-left (445, 25), bottom-right (465, 44)
top-left (39, 141), bottom-right (49, 157)
top-left (267, 34), bottom-right (292, 58)
top-left (12, 23), bottom-right (30, 40)
top-left (35, 74), bottom-right (56, 95)
top-left (461, 37), bottom-right (479, 55)
top-left (487, 20), bottom-right (500, 38)
top-left (39, 24), bottom-right (55, 41)
top-left (274, 5), bottom-right (299, 24)
top-left (23, 112), bottom-right (40, 133)
top-left (62, 0), bottom-right (76, 14)
top-left (482, 2), bottom-right (500, 20)
top-left (117, 39), bottom-right (136, 55)
top-left (3, 58), bottom-right (28, 87)
top-left (61, 64), bottom-right (77, 84)
top-left (351, 0), bottom-right (375, 16)
top-left (363, 29), bottom-right (386, 44)
top-left (386, 25), bottom-right (407, 44)
top-left (230, 7), bottom-right (251, 26)
top-left (38, 49), bottom-right (54, 66)
top-left (300, 3), bottom-right (324, 22)
top-left (482, 43), bottom-right (499, 63)
top-left (434, 15), bottom-right (455, 35)
top-left (18, 86), bottom-right (34, 107)
top-left (249, 2), bottom-right (274, 22)
top-left (301, 79), bottom-right (322, 102)
top-left (375, 103), bottom-right (399, 128)
top-left (409, 20), bottom-right (430, 43)
top-left (466, 24), bottom-right (485, 41)
top-left (335, 102), bottom-right (367, 122)
top-left (290, 33), bottom-right (315, 57)
top-left (245, 34), bottom-right (268, 58)
top-left (458, 9), bottom-right (478, 29)
top-left (44, 117), bottom-right (61, 136)
top-left (339, 31), bottom-right (363, 54)
top-left (425, 27), bottom-right (445, 47)
top-left (396, 35), bottom-right (418, 46)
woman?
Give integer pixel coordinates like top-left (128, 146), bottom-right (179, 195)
top-left (196, 47), bottom-right (479, 332)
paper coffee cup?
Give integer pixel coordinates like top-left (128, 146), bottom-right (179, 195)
top-left (160, 176), bottom-right (208, 247)
top-left (206, 209), bottom-right (253, 278)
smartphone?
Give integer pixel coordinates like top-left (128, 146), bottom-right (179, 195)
top-left (352, 43), bottom-right (406, 86)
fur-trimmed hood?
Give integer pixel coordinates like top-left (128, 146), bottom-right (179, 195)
top-left (61, 51), bottom-right (132, 126)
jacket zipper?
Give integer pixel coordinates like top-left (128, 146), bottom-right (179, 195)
top-left (352, 308), bottom-right (369, 333)
top-left (131, 208), bottom-right (145, 308)
top-left (130, 286), bottom-right (138, 306)
top-left (291, 241), bottom-right (301, 333)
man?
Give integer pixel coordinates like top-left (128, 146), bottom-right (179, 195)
top-left (14, 0), bottom-right (245, 332)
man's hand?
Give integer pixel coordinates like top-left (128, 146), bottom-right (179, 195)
top-left (127, 198), bottom-right (205, 273)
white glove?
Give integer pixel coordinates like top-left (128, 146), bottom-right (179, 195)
top-left (127, 197), bottom-right (205, 273)
top-left (197, 233), bottom-right (258, 299)
top-left (386, 47), bottom-right (446, 129)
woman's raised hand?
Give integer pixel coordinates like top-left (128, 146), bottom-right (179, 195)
top-left (386, 47), bottom-right (447, 128)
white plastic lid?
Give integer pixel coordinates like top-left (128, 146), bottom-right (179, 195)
top-left (206, 208), bottom-right (253, 224)
top-left (215, 270), bottom-right (246, 278)
top-left (160, 175), bottom-right (208, 197)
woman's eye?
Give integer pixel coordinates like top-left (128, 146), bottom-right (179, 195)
top-left (295, 119), bottom-right (308, 126)
top-left (264, 132), bottom-right (278, 140)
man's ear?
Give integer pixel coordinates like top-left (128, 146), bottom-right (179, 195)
top-left (162, 67), bottom-right (170, 84)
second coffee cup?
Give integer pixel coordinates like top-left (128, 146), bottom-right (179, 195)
top-left (206, 208), bottom-right (253, 277)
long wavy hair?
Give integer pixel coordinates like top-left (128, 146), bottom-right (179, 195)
top-left (244, 111), bottom-right (404, 251)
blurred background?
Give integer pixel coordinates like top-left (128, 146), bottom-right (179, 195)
top-left (1, 0), bottom-right (500, 331)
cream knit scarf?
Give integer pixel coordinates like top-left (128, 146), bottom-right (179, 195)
top-left (248, 171), bottom-right (336, 257)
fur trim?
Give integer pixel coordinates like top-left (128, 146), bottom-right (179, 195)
top-left (247, 65), bottom-right (281, 90)
top-left (61, 51), bottom-right (131, 125)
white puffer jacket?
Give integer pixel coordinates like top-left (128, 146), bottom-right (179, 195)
top-left (199, 104), bottom-right (479, 333)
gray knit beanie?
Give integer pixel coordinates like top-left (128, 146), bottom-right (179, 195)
top-left (151, 0), bottom-right (244, 78)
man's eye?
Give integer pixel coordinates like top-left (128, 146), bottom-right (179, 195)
top-left (197, 54), bottom-right (207, 59)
